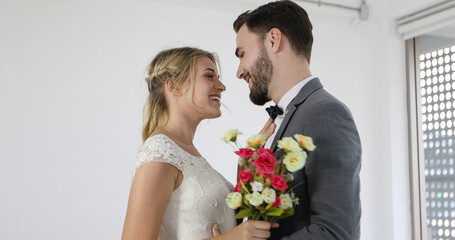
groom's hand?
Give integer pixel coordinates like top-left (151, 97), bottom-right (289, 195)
top-left (259, 118), bottom-right (276, 140)
top-left (237, 118), bottom-right (275, 177)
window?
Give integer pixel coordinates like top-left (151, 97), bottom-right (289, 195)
top-left (403, 9), bottom-right (455, 240)
top-left (398, 2), bottom-right (455, 239)
top-left (417, 34), bottom-right (455, 240)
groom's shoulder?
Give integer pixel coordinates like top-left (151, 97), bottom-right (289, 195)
top-left (306, 87), bottom-right (348, 109)
top-left (298, 87), bottom-right (354, 119)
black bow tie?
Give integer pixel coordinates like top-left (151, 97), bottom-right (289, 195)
top-left (265, 105), bottom-right (284, 120)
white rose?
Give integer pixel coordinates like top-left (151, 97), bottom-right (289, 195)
top-left (250, 181), bottom-right (263, 192)
top-left (246, 134), bottom-right (266, 148)
top-left (226, 192), bottom-right (242, 209)
top-left (261, 187), bottom-right (276, 204)
top-left (221, 129), bottom-right (242, 143)
top-left (294, 134), bottom-right (316, 151)
top-left (283, 150), bottom-right (307, 172)
top-left (277, 137), bottom-right (301, 152)
top-left (279, 193), bottom-right (293, 209)
top-left (245, 192), bottom-right (264, 206)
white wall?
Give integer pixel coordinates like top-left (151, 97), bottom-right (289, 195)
top-left (0, 0), bottom-right (444, 239)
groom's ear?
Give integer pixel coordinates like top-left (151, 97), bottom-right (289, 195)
top-left (268, 28), bottom-right (282, 53)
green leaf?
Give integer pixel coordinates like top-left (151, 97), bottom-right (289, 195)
top-left (264, 207), bottom-right (284, 216)
top-left (280, 208), bottom-right (295, 217)
top-left (243, 197), bottom-right (250, 206)
top-left (236, 208), bottom-right (254, 219)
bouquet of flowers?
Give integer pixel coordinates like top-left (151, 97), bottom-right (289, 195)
top-left (221, 129), bottom-right (315, 222)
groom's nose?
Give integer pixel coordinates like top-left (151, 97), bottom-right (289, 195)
top-left (236, 65), bottom-right (246, 80)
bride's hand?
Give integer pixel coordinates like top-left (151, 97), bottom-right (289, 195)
top-left (210, 221), bottom-right (279, 239)
top-left (259, 118), bottom-right (276, 141)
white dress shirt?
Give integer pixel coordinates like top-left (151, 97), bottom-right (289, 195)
top-left (264, 76), bottom-right (317, 149)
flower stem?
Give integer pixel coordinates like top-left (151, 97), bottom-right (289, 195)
top-left (287, 180), bottom-right (305, 193)
top-left (228, 142), bottom-right (238, 151)
top-left (240, 181), bottom-right (250, 194)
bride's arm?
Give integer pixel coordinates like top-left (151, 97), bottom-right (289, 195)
top-left (122, 162), bottom-right (180, 240)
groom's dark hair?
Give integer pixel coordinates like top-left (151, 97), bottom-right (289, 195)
top-left (233, 0), bottom-right (313, 63)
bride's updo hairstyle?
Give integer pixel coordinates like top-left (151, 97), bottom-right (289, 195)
top-left (142, 47), bottom-right (220, 142)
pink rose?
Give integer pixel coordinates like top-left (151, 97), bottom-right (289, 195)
top-left (238, 170), bottom-right (253, 182)
top-left (272, 196), bottom-right (281, 207)
top-left (252, 147), bottom-right (276, 175)
top-left (235, 148), bottom-right (255, 159)
top-left (271, 175), bottom-right (288, 190)
top-left (234, 181), bottom-right (241, 192)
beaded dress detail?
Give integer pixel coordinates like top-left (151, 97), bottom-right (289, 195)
top-left (135, 134), bottom-right (236, 240)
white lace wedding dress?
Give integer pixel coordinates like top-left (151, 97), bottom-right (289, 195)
top-left (134, 134), bottom-right (237, 240)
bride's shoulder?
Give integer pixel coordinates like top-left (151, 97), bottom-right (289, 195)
top-left (141, 134), bottom-right (176, 149)
top-left (135, 134), bottom-right (185, 171)
top-left (138, 134), bottom-right (180, 157)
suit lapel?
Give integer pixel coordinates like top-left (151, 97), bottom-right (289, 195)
top-left (270, 78), bottom-right (323, 152)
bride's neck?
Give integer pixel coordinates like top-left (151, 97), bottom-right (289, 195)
top-left (156, 116), bottom-right (199, 146)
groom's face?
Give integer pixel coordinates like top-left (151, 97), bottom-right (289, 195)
top-left (235, 25), bottom-right (273, 106)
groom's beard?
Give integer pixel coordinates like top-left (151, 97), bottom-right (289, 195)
top-left (249, 46), bottom-right (273, 106)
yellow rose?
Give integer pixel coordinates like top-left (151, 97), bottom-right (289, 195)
top-left (283, 150), bottom-right (307, 172)
top-left (261, 187), bottom-right (276, 204)
top-left (246, 134), bottom-right (266, 149)
top-left (294, 134), bottom-right (316, 151)
top-left (245, 191), bottom-right (264, 206)
top-left (221, 129), bottom-right (242, 143)
top-left (279, 193), bottom-right (293, 209)
top-left (226, 192), bottom-right (243, 209)
top-left (277, 137), bottom-right (301, 153)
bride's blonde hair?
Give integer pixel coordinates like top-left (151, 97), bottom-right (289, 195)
top-left (142, 47), bottom-right (220, 142)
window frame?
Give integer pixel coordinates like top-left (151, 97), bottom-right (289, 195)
top-left (406, 37), bottom-right (429, 240)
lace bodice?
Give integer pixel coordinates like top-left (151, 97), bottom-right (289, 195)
top-left (134, 134), bottom-right (236, 240)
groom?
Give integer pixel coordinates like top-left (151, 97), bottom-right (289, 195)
top-left (230, 1), bottom-right (361, 239)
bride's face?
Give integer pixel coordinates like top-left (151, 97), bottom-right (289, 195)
top-left (181, 56), bottom-right (226, 119)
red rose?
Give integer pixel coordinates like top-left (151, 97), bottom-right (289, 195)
top-left (235, 148), bottom-right (255, 159)
top-left (271, 175), bottom-right (288, 190)
top-left (272, 196), bottom-right (281, 207)
top-left (257, 147), bottom-right (275, 158)
top-left (252, 147), bottom-right (276, 175)
top-left (234, 181), bottom-right (241, 192)
top-left (262, 173), bottom-right (271, 179)
top-left (238, 170), bottom-right (252, 182)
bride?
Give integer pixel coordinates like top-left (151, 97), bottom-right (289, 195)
top-left (122, 47), bottom-right (278, 240)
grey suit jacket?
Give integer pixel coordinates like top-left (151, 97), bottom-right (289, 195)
top-left (269, 78), bottom-right (361, 240)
